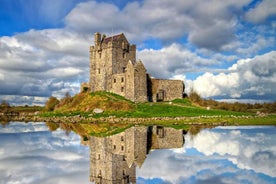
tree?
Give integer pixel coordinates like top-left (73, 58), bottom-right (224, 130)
top-left (45, 96), bottom-right (59, 111)
top-left (1, 100), bottom-right (10, 107)
top-left (189, 90), bottom-right (202, 104)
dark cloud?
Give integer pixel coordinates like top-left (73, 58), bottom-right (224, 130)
top-left (188, 21), bottom-right (236, 51)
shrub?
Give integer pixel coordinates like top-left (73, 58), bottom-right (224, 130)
top-left (45, 96), bottom-right (59, 111)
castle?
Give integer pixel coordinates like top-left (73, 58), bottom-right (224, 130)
top-left (82, 32), bottom-right (185, 102)
top-left (89, 126), bottom-right (184, 184)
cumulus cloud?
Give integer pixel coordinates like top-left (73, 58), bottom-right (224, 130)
top-left (138, 43), bottom-right (218, 79)
top-left (192, 51), bottom-right (276, 101)
top-left (65, 0), bottom-right (253, 51)
top-left (0, 29), bottom-right (90, 103)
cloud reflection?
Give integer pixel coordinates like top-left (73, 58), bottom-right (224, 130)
top-left (0, 122), bottom-right (90, 184)
top-left (137, 126), bottom-right (276, 184)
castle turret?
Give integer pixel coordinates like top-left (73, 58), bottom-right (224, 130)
top-left (94, 32), bottom-right (101, 46)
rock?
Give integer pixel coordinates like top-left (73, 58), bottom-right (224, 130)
top-left (93, 108), bottom-right (104, 114)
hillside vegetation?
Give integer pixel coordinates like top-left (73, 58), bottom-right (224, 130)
top-left (44, 91), bottom-right (258, 118)
top-left (49, 91), bottom-right (134, 114)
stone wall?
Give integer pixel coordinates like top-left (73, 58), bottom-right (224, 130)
top-left (90, 131), bottom-right (136, 183)
top-left (150, 79), bottom-right (184, 102)
top-left (151, 126), bottom-right (184, 149)
top-left (80, 82), bottom-right (90, 92)
top-left (111, 73), bottom-right (126, 96)
top-left (133, 61), bottom-right (148, 102)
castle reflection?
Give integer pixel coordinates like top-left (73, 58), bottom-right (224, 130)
top-left (89, 126), bottom-right (185, 184)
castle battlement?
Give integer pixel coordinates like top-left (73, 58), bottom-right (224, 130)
top-left (82, 32), bottom-right (185, 102)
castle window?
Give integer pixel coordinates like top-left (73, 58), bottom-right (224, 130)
top-left (98, 68), bottom-right (100, 74)
top-left (121, 87), bottom-right (124, 92)
top-left (121, 136), bottom-right (124, 141)
top-left (121, 146), bottom-right (124, 151)
top-left (98, 154), bottom-right (100, 160)
top-left (121, 77), bottom-right (124, 82)
top-left (113, 145), bottom-right (116, 150)
top-left (98, 170), bottom-right (102, 178)
top-left (123, 67), bottom-right (126, 72)
top-left (114, 78), bottom-right (116, 83)
top-left (157, 126), bottom-right (165, 138)
top-left (123, 52), bottom-right (126, 58)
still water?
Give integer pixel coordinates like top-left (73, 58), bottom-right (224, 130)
top-left (0, 122), bottom-right (275, 184)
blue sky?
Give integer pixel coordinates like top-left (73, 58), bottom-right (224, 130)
top-left (0, 0), bottom-right (275, 105)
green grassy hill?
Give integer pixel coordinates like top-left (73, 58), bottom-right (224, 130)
top-left (53, 91), bottom-right (134, 114)
top-left (49, 91), bottom-right (251, 118)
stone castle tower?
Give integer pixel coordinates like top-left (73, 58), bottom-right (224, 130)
top-left (89, 126), bottom-right (184, 184)
top-left (83, 32), bottom-right (185, 102)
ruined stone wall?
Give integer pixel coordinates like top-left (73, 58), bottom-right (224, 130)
top-left (133, 61), bottom-right (148, 102)
top-left (151, 126), bottom-right (184, 149)
top-left (150, 79), bottom-right (184, 102)
top-left (80, 82), bottom-right (90, 92)
top-left (125, 61), bottom-right (135, 101)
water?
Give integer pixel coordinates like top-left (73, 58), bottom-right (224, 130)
top-left (0, 122), bottom-right (275, 184)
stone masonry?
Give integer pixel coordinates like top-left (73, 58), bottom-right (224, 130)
top-left (82, 32), bottom-right (185, 102)
top-left (89, 126), bottom-right (184, 184)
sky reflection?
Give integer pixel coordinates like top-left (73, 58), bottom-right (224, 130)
top-left (1, 123), bottom-right (275, 184)
top-left (137, 126), bottom-right (276, 184)
top-left (0, 122), bottom-right (90, 184)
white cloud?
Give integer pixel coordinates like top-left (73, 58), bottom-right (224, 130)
top-left (191, 51), bottom-right (276, 100)
top-left (0, 29), bottom-right (89, 101)
top-left (138, 43), bottom-right (218, 79)
top-left (0, 122), bottom-right (90, 184)
top-left (137, 126), bottom-right (276, 184)
top-left (185, 126), bottom-right (276, 177)
top-left (65, 0), bottom-right (253, 51)
top-left (245, 0), bottom-right (276, 23)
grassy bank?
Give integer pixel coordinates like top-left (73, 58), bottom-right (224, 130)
top-left (43, 92), bottom-right (252, 118)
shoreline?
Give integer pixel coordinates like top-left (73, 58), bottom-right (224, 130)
top-left (1, 114), bottom-right (275, 126)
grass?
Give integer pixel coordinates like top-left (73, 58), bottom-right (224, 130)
top-left (40, 92), bottom-right (271, 120)
top-left (36, 92), bottom-right (276, 136)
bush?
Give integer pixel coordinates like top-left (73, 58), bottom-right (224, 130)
top-left (45, 96), bottom-right (59, 111)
